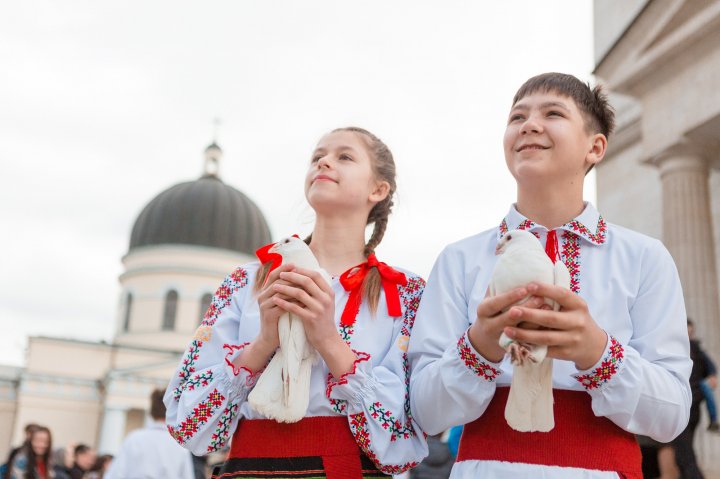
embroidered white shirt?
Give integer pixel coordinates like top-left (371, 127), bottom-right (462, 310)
top-left (165, 261), bottom-right (428, 475)
top-left (408, 203), bottom-right (692, 479)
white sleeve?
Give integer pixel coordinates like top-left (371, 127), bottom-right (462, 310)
top-left (164, 266), bottom-right (259, 455)
top-left (326, 276), bottom-right (429, 475)
top-left (408, 247), bottom-right (503, 435)
top-left (571, 240), bottom-right (692, 442)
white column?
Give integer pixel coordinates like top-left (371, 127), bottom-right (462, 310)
top-left (97, 406), bottom-right (127, 454)
top-left (654, 143), bottom-right (720, 353)
top-left (653, 142), bottom-right (720, 475)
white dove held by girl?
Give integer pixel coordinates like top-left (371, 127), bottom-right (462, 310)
top-left (248, 236), bottom-right (331, 423)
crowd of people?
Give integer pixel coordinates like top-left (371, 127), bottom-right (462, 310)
top-left (1, 425), bottom-right (111, 479)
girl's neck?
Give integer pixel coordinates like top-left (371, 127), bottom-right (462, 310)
top-left (516, 185), bottom-right (585, 229)
top-left (309, 215), bottom-right (369, 276)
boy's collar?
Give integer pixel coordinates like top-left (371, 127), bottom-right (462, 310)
top-left (498, 202), bottom-right (607, 245)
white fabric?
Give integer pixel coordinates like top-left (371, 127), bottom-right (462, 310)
top-left (104, 421), bottom-right (194, 479)
top-left (408, 202), bottom-right (692, 479)
top-left (165, 261), bottom-right (428, 474)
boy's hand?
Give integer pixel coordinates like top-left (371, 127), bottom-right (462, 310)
top-left (468, 288), bottom-right (546, 363)
top-left (500, 282), bottom-right (608, 370)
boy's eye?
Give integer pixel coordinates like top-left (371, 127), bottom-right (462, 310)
top-left (509, 114), bottom-right (524, 123)
top-left (547, 110), bottom-right (564, 117)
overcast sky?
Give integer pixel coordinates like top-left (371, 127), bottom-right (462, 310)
top-left (1, 1), bottom-right (596, 366)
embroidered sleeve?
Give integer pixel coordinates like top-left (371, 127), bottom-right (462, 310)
top-left (328, 275), bottom-right (428, 474)
top-left (456, 330), bottom-right (501, 382)
top-left (164, 266), bottom-right (256, 455)
top-left (573, 335), bottom-right (624, 391)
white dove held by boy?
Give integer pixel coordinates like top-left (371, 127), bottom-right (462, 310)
top-left (489, 229), bottom-right (571, 433)
top-left (248, 236), bottom-right (331, 423)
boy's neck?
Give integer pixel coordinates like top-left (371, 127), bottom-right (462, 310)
top-left (309, 215), bottom-right (368, 276)
top-left (516, 188), bottom-right (586, 230)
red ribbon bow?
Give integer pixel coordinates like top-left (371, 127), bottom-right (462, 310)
top-left (255, 235), bottom-right (301, 283)
top-left (338, 253), bottom-right (408, 327)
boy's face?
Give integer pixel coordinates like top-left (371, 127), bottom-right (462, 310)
top-left (503, 91), bottom-right (604, 185)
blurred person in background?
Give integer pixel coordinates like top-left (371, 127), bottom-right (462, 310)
top-left (68, 446), bottom-right (94, 479)
top-left (84, 455), bottom-right (113, 479)
top-left (6, 425), bottom-right (54, 479)
top-left (104, 389), bottom-right (194, 479)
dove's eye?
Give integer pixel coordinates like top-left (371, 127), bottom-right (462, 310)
top-left (507, 234), bottom-right (513, 240)
top-left (283, 238), bottom-right (290, 244)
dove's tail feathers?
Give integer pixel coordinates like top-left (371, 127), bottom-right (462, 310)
top-left (505, 358), bottom-right (555, 432)
top-left (530, 358), bottom-right (555, 432)
top-left (248, 351), bottom-right (286, 419)
top-left (281, 356), bottom-right (314, 423)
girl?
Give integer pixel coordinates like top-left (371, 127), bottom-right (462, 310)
top-left (7, 426), bottom-right (54, 479)
top-left (165, 127), bottom-right (428, 478)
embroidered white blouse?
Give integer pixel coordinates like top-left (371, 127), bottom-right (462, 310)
top-left (408, 203), bottom-right (692, 479)
top-left (164, 260), bottom-right (428, 475)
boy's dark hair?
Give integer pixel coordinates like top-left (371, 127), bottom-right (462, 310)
top-left (513, 72), bottom-right (616, 139)
top-left (150, 388), bottom-right (167, 420)
top-left (74, 443), bottom-right (90, 457)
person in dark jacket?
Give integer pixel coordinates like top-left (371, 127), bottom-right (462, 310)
top-left (672, 319), bottom-right (711, 479)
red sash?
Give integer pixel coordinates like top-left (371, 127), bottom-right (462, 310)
top-left (458, 387), bottom-right (642, 478)
top-left (228, 416), bottom-right (364, 478)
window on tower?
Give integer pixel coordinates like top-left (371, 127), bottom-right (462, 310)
top-left (123, 293), bottom-right (133, 332)
top-left (162, 290), bottom-right (178, 330)
top-left (199, 293), bottom-right (212, 324)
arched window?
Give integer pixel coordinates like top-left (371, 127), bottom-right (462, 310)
top-left (123, 293), bottom-right (133, 332)
top-left (199, 293), bottom-right (213, 324)
top-left (162, 290), bottom-right (178, 331)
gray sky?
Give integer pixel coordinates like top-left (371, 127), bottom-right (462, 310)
top-left (1, 1), bottom-right (595, 366)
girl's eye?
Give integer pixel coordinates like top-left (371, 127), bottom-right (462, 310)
top-left (339, 154), bottom-right (352, 161)
top-left (311, 155), bottom-right (322, 163)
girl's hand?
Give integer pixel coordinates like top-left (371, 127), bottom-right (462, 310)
top-left (273, 268), bottom-right (356, 378)
top-left (469, 287), bottom-right (546, 362)
top-left (234, 264), bottom-right (297, 373)
top-left (501, 282), bottom-right (608, 370)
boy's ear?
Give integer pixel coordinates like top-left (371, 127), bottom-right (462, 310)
top-left (586, 133), bottom-right (608, 168)
top-left (369, 180), bottom-right (390, 204)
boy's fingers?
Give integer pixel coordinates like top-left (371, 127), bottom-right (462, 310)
top-left (477, 288), bottom-right (528, 318)
top-left (527, 282), bottom-right (582, 309)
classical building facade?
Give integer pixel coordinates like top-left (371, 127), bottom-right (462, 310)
top-left (594, 0), bottom-right (720, 475)
top-left (0, 144), bottom-right (271, 458)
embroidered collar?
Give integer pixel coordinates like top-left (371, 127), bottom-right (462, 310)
top-left (497, 202), bottom-right (607, 245)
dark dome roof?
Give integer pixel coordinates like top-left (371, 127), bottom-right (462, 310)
top-left (129, 175), bottom-right (272, 255)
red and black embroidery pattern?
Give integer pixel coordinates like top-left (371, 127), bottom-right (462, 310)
top-left (565, 216), bottom-right (607, 245)
top-left (349, 412), bottom-right (419, 474)
top-left (168, 389), bottom-right (225, 444)
top-left (457, 333), bottom-right (500, 382)
top-left (561, 231), bottom-right (581, 294)
top-left (201, 267), bottom-right (249, 328)
top-left (499, 218), bottom-right (536, 237)
top-left (173, 370), bottom-right (214, 400)
top-left (369, 402), bottom-right (414, 441)
top-left (208, 401), bottom-right (239, 453)
top-left (574, 336), bottom-right (625, 390)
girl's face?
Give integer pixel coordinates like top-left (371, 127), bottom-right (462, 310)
top-left (305, 130), bottom-right (388, 216)
top-left (31, 430), bottom-right (50, 456)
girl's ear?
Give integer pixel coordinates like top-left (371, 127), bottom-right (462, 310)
top-left (586, 133), bottom-right (607, 168)
top-left (369, 180), bottom-right (390, 204)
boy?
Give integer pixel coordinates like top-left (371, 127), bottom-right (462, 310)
top-left (408, 73), bottom-right (692, 478)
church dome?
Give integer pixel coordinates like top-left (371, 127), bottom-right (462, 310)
top-left (129, 143), bottom-right (272, 255)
